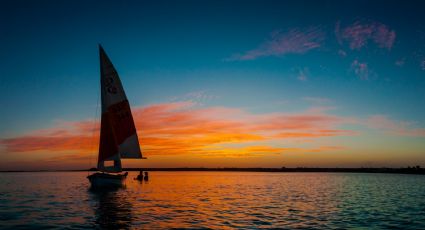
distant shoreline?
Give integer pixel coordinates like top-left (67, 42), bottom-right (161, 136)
top-left (1, 167), bottom-right (424, 175)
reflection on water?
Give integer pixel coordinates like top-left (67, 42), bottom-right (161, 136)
top-left (1, 172), bottom-right (425, 229)
top-left (89, 187), bottom-right (132, 229)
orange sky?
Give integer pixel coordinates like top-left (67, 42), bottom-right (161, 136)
top-left (1, 99), bottom-right (425, 170)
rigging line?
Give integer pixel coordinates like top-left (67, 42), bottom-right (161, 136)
top-left (88, 88), bottom-right (100, 175)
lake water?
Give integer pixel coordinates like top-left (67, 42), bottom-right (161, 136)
top-left (0, 172), bottom-right (425, 229)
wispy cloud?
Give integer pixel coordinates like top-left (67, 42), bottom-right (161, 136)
top-left (395, 58), bottom-right (405, 67)
top-left (170, 90), bottom-right (219, 105)
top-left (303, 97), bottom-right (332, 105)
top-left (350, 59), bottom-right (370, 80)
top-left (2, 100), bottom-right (425, 167)
top-left (226, 27), bottom-right (325, 61)
top-left (297, 67), bottom-right (309, 81)
top-left (366, 115), bottom-right (425, 136)
top-left (336, 20), bottom-right (396, 50)
top-left (338, 49), bottom-right (347, 57)
top-left (0, 101), bottom-right (353, 158)
top-left (274, 130), bottom-right (356, 139)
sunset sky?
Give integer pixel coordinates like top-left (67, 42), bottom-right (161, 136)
top-left (1, 0), bottom-right (425, 170)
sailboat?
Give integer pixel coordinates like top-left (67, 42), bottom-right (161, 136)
top-left (87, 45), bottom-right (145, 187)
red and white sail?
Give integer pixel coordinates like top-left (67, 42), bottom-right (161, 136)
top-left (97, 45), bottom-right (143, 173)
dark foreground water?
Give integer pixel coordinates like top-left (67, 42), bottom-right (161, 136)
top-left (1, 172), bottom-right (425, 229)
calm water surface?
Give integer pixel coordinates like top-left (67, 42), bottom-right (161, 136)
top-left (0, 172), bottom-right (425, 229)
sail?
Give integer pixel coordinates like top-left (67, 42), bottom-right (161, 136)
top-left (97, 45), bottom-right (143, 172)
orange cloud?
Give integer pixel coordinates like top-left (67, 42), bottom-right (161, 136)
top-left (274, 129), bottom-right (357, 138)
top-left (199, 145), bottom-right (299, 158)
top-left (0, 101), bottom-right (354, 159)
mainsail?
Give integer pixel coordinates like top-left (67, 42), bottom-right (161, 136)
top-left (97, 45), bottom-right (143, 173)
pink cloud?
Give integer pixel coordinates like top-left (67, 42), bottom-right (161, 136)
top-left (351, 59), bottom-right (370, 80)
top-left (227, 27), bottom-right (325, 61)
top-left (366, 115), bottom-right (425, 136)
top-left (336, 20), bottom-right (396, 50)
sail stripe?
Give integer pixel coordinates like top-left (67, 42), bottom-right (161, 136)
top-left (107, 100), bottom-right (137, 144)
top-left (98, 112), bottom-right (119, 162)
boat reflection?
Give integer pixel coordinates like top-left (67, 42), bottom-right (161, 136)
top-left (89, 187), bottom-right (132, 229)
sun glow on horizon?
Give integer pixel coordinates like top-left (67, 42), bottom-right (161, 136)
top-left (1, 98), bottom-right (425, 170)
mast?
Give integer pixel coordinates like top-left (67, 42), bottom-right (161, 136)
top-left (97, 45), bottom-right (143, 173)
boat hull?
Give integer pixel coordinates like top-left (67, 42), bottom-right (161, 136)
top-left (87, 172), bottom-right (127, 187)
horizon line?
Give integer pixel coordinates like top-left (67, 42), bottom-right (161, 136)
top-left (1, 166), bottom-right (423, 174)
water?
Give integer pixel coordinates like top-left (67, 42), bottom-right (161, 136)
top-left (1, 172), bottom-right (425, 229)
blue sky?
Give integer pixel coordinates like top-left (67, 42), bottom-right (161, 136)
top-left (1, 0), bottom-right (425, 169)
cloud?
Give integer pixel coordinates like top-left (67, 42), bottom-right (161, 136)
top-left (199, 145), bottom-right (296, 158)
top-left (336, 20), bottom-right (396, 50)
top-left (303, 97), bottom-right (332, 105)
top-left (200, 145), bottom-right (345, 158)
top-left (2, 101), bottom-right (425, 168)
top-left (366, 115), bottom-right (425, 137)
top-left (274, 130), bottom-right (357, 138)
top-left (297, 67), bottom-right (309, 81)
top-left (170, 90), bottom-right (219, 104)
top-left (395, 58), bottom-right (405, 67)
top-left (350, 59), bottom-right (370, 80)
top-left (226, 27), bottom-right (325, 61)
top-left (0, 101), bottom-right (354, 158)
top-left (250, 113), bottom-right (342, 132)
top-left (338, 49), bottom-right (347, 57)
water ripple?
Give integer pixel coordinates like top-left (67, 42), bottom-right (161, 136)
top-left (1, 172), bottom-right (425, 229)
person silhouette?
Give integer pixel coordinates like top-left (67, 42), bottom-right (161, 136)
top-left (136, 171), bottom-right (144, 180)
top-left (143, 171), bottom-right (149, 181)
